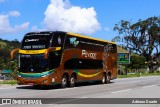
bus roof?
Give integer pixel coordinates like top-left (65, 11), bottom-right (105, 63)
top-left (24, 31), bottom-right (116, 44)
top-left (67, 32), bottom-right (116, 44)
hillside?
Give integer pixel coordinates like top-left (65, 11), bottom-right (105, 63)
top-left (0, 41), bottom-right (7, 48)
top-left (0, 38), bottom-right (20, 70)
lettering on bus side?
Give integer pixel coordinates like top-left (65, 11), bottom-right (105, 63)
top-left (82, 50), bottom-right (97, 59)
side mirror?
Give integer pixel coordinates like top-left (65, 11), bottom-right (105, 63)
top-left (10, 48), bottom-right (20, 59)
top-left (44, 47), bottom-right (56, 59)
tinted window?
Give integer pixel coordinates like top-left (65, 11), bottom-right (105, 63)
top-left (51, 32), bottom-right (66, 49)
top-left (19, 54), bottom-right (48, 73)
top-left (19, 52), bottom-right (62, 73)
top-left (65, 34), bottom-right (117, 53)
top-left (48, 51), bottom-right (62, 69)
top-left (64, 59), bottom-right (103, 69)
top-left (21, 33), bottom-right (52, 50)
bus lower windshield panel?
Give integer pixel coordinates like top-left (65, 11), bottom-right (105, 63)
top-left (18, 54), bottom-right (48, 73)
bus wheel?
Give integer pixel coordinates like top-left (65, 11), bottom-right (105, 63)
top-left (106, 75), bottom-right (111, 84)
top-left (70, 75), bottom-right (76, 87)
top-left (102, 74), bottom-right (106, 84)
top-left (33, 85), bottom-right (41, 88)
top-left (61, 75), bottom-right (68, 88)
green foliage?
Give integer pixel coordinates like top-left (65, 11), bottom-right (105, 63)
top-left (0, 38), bottom-right (20, 78)
top-left (0, 80), bottom-right (17, 85)
top-left (118, 72), bottom-right (160, 78)
top-left (127, 55), bottom-right (146, 69)
top-left (114, 16), bottom-right (160, 72)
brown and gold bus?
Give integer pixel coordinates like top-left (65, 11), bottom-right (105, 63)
top-left (11, 31), bottom-right (117, 88)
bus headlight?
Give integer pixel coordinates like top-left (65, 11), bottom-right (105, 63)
top-left (18, 75), bottom-right (21, 77)
top-left (42, 80), bottom-right (47, 83)
top-left (41, 75), bottom-right (46, 78)
top-left (41, 74), bottom-right (49, 78)
top-left (41, 73), bottom-right (51, 78)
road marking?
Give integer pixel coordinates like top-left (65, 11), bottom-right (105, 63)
top-left (0, 87), bottom-right (16, 90)
top-left (54, 98), bottom-right (83, 104)
top-left (142, 85), bottom-right (156, 88)
top-left (130, 81), bottom-right (140, 83)
top-left (111, 89), bottom-right (132, 94)
top-left (81, 96), bottom-right (87, 98)
top-left (47, 87), bottom-right (78, 92)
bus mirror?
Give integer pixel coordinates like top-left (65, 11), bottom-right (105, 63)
top-left (44, 47), bottom-right (56, 59)
top-left (10, 48), bottom-right (20, 59)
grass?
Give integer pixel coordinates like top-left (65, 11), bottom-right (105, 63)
top-left (118, 72), bottom-right (160, 78)
top-left (0, 80), bottom-right (17, 85)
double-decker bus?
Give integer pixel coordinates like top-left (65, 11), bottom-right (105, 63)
top-left (11, 31), bottom-right (117, 88)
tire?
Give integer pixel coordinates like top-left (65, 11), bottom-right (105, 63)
top-left (70, 75), bottom-right (76, 87)
top-left (33, 85), bottom-right (41, 88)
top-left (61, 75), bottom-right (68, 88)
top-left (102, 74), bottom-right (106, 84)
top-left (106, 75), bottom-right (111, 84)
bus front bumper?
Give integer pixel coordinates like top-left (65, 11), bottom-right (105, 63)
top-left (17, 76), bottom-right (57, 86)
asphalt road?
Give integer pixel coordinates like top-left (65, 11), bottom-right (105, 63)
top-left (0, 76), bottom-right (160, 107)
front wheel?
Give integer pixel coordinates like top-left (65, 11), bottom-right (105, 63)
top-left (61, 75), bottom-right (68, 88)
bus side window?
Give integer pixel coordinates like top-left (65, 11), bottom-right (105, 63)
top-left (49, 51), bottom-right (61, 69)
top-left (51, 34), bottom-right (65, 48)
top-left (64, 59), bottom-right (103, 69)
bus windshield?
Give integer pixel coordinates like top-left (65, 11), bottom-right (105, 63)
top-left (18, 51), bottom-right (62, 73)
top-left (19, 54), bottom-right (49, 73)
top-left (21, 33), bottom-right (52, 50)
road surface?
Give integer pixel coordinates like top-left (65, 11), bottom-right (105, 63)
top-left (0, 76), bottom-right (160, 107)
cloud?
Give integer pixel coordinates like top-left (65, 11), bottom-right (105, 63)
top-left (0, 0), bottom-right (5, 3)
top-left (104, 27), bottom-right (110, 32)
top-left (43, 0), bottom-right (101, 35)
top-left (9, 11), bottom-right (20, 17)
top-left (0, 11), bottom-right (29, 35)
top-left (31, 26), bottom-right (39, 31)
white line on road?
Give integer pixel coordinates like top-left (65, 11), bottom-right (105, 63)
top-left (142, 85), bottom-right (156, 88)
top-left (81, 96), bottom-right (87, 98)
top-left (47, 87), bottom-right (78, 92)
top-left (0, 87), bottom-right (16, 90)
top-left (130, 81), bottom-right (140, 83)
top-left (111, 89), bottom-right (132, 94)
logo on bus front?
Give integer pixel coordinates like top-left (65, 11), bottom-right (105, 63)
top-left (69, 37), bottom-right (79, 47)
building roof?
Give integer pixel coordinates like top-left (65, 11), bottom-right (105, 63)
top-left (117, 46), bottom-right (129, 53)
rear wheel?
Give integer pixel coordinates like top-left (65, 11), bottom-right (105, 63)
top-left (61, 75), bottom-right (68, 88)
top-left (70, 75), bottom-right (76, 87)
top-left (106, 75), bottom-right (111, 84)
top-left (33, 85), bottom-right (41, 88)
top-left (102, 74), bottom-right (106, 84)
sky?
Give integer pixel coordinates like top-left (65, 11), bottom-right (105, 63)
top-left (0, 0), bottom-right (160, 42)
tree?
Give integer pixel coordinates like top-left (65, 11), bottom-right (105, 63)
top-left (0, 38), bottom-right (20, 79)
top-left (114, 16), bottom-right (160, 72)
top-left (126, 55), bottom-right (146, 71)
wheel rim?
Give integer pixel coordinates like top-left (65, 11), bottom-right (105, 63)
top-left (70, 76), bottom-right (76, 87)
top-left (70, 77), bottom-right (75, 85)
top-left (62, 76), bottom-right (67, 87)
top-left (107, 75), bottom-right (110, 83)
top-left (102, 75), bottom-right (106, 83)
